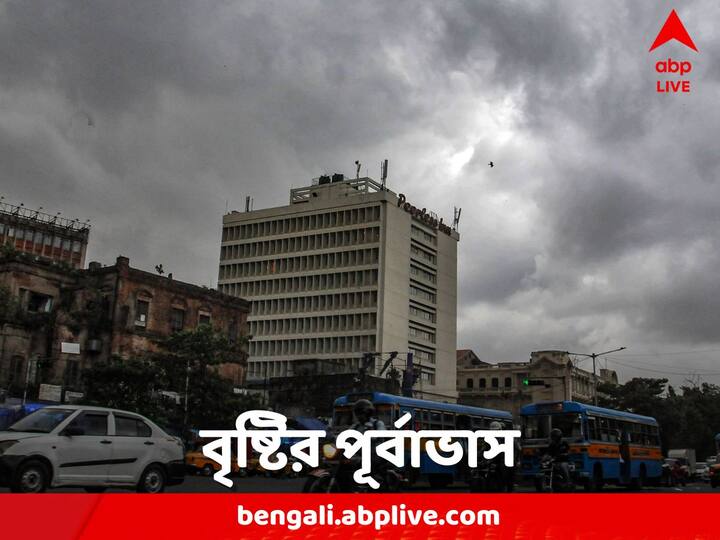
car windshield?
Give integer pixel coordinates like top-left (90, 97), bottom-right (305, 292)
top-left (7, 408), bottom-right (75, 433)
top-left (523, 413), bottom-right (583, 441)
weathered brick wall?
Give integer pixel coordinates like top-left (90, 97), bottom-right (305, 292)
top-left (0, 255), bottom-right (250, 395)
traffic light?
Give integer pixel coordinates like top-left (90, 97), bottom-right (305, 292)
top-left (522, 378), bottom-right (545, 386)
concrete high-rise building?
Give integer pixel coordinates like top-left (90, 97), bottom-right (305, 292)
top-left (218, 176), bottom-right (460, 401)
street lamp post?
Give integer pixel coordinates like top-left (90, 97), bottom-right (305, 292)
top-left (565, 347), bottom-right (626, 406)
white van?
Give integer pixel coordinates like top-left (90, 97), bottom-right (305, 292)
top-left (0, 405), bottom-right (185, 493)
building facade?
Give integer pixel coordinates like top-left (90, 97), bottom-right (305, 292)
top-left (218, 176), bottom-right (459, 400)
top-left (0, 200), bottom-right (89, 269)
top-left (0, 253), bottom-right (250, 400)
top-left (457, 349), bottom-right (619, 417)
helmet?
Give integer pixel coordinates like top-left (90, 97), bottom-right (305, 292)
top-left (353, 399), bottom-right (375, 422)
top-left (489, 421), bottom-right (503, 431)
top-left (550, 428), bottom-right (563, 442)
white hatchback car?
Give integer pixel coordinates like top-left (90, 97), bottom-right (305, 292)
top-left (0, 405), bottom-right (184, 493)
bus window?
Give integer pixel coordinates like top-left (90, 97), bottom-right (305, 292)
top-left (442, 413), bottom-right (455, 428)
top-left (523, 415), bottom-right (550, 439)
top-left (608, 419), bottom-right (619, 442)
top-left (471, 417), bottom-right (485, 430)
top-left (598, 417), bottom-right (609, 442)
top-left (429, 411), bottom-right (443, 429)
top-left (587, 416), bottom-right (598, 440)
top-left (551, 413), bottom-right (583, 439)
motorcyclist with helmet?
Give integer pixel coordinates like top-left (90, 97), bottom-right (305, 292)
top-left (541, 428), bottom-right (572, 489)
top-left (350, 399), bottom-right (400, 490)
top-left (351, 399), bottom-right (385, 432)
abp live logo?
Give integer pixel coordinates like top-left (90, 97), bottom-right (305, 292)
top-left (649, 10), bottom-right (698, 94)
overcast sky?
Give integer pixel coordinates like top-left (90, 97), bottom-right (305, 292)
top-left (2, 0), bottom-right (718, 385)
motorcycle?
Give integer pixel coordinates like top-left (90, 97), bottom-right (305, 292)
top-left (535, 455), bottom-right (575, 492)
top-left (302, 440), bottom-right (404, 493)
top-left (469, 459), bottom-right (513, 492)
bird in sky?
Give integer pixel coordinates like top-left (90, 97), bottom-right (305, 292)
top-left (488, 161), bottom-right (494, 168)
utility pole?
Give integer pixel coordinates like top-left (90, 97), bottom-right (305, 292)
top-left (565, 347), bottom-right (626, 406)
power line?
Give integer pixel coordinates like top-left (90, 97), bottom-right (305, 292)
top-left (606, 355), bottom-right (720, 373)
top-left (605, 356), bottom-right (720, 377)
top-left (614, 349), bottom-right (720, 357)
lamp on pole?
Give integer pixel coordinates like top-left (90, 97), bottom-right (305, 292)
top-left (565, 347), bottom-right (626, 406)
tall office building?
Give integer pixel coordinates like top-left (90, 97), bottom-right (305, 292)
top-left (218, 176), bottom-right (459, 400)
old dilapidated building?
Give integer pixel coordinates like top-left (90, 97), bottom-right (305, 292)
top-left (0, 252), bottom-right (250, 401)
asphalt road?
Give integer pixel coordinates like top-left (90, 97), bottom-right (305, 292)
top-left (1, 475), bottom-right (717, 493)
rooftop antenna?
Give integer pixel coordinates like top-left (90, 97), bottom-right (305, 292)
top-left (245, 196), bottom-right (251, 212)
top-left (453, 206), bottom-right (462, 231)
top-left (381, 159), bottom-right (389, 190)
top-left (354, 160), bottom-right (361, 179)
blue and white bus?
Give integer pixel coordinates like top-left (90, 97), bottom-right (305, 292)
top-left (520, 401), bottom-right (662, 490)
top-left (332, 392), bottom-right (513, 488)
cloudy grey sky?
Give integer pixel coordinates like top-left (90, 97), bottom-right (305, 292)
top-left (2, 0), bottom-right (718, 384)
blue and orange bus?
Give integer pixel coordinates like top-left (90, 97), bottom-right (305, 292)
top-left (520, 401), bottom-right (662, 490)
top-left (332, 392), bottom-right (513, 488)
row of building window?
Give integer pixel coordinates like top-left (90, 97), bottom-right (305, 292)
top-left (410, 265), bottom-right (436, 284)
top-left (247, 356), bottom-right (369, 379)
top-left (410, 225), bottom-right (437, 246)
top-left (219, 248), bottom-right (379, 280)
top-left (417, 370), bottom-right (436, 385)
top-left (220, 227), bottom-right (381, 261)
top-left (249, 312), bottom-right (377, 336)
top-left (409, 304), bottom-right (436, 324)
top-left (134, 299), bottom-right (218, 335)
top-left (409, 284), bottom-right (436, 304)
top-left (234, 290), bottom-right (378, 316)
top-left (248, 334), bottom-right (376, 358)
top-left (465, 377), bottom-right (513, 389)
top-left (408, 325), bottom-right (435, 344)
top-left (231, 269), bottom-right (378, 298)
top-left (0, 225), bottom-right (83, 253)
top-left (410, 243), bottom-right (437, 266)
top-left (223, 206), bottom-right (381, 242)
top-left (4, 356), bottom-right (82, 390)
top-left (409, 347), bottom-right (435, 364)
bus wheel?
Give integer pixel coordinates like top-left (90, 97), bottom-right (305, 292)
top-left (428, 474), bottom-right (453, 490)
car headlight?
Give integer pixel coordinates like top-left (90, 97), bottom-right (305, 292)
top-left (0, 440), bottom-right (19, 456)
top-left (322, 443), bottom-right (338, 460)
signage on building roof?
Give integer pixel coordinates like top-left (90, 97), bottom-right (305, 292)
top-left (397, 194), bottom-right (453, 236)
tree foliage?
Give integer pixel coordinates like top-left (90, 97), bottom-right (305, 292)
top-left (82, 325), bottom-right (260, 435)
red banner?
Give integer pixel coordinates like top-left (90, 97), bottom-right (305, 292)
top-left (1, 494), bottom-right (716, 539)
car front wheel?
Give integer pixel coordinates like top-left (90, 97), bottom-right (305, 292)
top-left (137, 464), bottom-right (166, 494)
top-left (11, 460), bottom-right (50, 493)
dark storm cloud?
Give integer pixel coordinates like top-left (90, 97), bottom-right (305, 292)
top-left (1, 0), bottom-right (718, 382)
